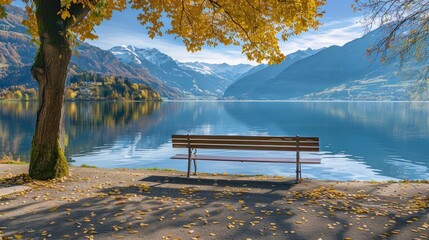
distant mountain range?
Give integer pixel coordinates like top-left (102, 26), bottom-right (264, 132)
top-left (109, 45), bottom-right (252, 98)
top-left (0, 6), bottom-right (252, 99)
top-left (1, 5), bottom-right (426, 100)
top-left (178, 62), bottom-right (253, 82)
top-left (225, 48), bottom-right (323, 98)
top-left (224, 28), bottom-right (425, 100)
top-left (0, 6), bottom-right (183, 98)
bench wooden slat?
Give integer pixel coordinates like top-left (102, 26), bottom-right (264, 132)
top-left (172, 134), bottom-right (319, 142)
top-left (171, 154), bottom-right (321, 164)
top-left (172, 144), bottom-right (319, 152)
top-left (172, 139), bottom-right (319, 147)
top-left (171, 134), bottom-right (321, 183)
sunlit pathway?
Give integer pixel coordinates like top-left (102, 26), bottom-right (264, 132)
top-left (0, 165), bottom-right (428, 240)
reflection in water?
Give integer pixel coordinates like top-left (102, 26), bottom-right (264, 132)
top-left (223, 102), bottom-right (429, 180)
top-left (0, 101), bottom-right (36, 156)
top-left (65, 101), bottom-right (162, 156)
top-left (0, 101), bottom-right (428, 180)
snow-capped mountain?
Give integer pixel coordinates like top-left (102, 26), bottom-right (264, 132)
top-left (110, 45), bottom-right (172, 67)
top-left (0, 7), bottom-right (180, 98)
top-left (178, 62), bottom-right (254, 81)
top-left (110, 45), bottom-right (252, 98)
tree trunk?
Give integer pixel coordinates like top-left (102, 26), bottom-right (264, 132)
top-left (29, 1), bottom-right (71, 180)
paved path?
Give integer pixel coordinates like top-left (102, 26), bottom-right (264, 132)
top-left (0, 164), bottom-right (428, 240)
top-left (0, 164), bottom-right (32, 196)
top-left (0, 185), bottom-right (31, 197)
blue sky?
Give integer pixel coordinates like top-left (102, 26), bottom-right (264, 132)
top-left (15, 0), bottom-right (364, 65)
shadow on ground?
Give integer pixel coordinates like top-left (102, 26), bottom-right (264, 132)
top-left (0, 168), bottom-right (428, 240)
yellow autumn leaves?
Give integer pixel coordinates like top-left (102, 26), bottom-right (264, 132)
top-left (8, 0), bottom-right (324, 64)
top-left (0, 0), bottom-right (12, 5)
top-left (130, 0), bottom-right (325, 63)
top-left (0, 0), bottom-right (12, 18)
top-left (60, 9), bottom-right (71, 20)
top-left (19, 0), bottom-right (127, 42)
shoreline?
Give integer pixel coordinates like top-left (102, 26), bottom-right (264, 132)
top-left (0, 164), bottom-right (428, 239)
top-left (2, 99), bottom-right (429, 103)
top-left (4, 161), bottom-right (429, 183)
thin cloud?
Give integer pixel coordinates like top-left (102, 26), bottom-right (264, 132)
top-left (280, 17), bottom-right (365, 54)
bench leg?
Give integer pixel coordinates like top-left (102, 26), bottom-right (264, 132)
top-left (296, 148), bottom-right (301, 183)
top-left (187, 147), bottom-right (192, 178)
top-left (193, 159), bottom-right (197, 175)
top-left (187, 158), bottom-right (191, 178)
top-left (295, 163), bottom-right (301, 184)
top-left (296, 164), bottom-right (299, 183)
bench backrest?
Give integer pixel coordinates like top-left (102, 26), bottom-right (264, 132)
top-left (171, 135), bottom-right (319, 152)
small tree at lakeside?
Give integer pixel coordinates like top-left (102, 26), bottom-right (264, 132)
top-left (0, 0), bottom-right (325, 180)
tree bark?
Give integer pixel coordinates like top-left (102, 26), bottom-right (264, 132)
top-left (29, 0), bottom-right (71, 180)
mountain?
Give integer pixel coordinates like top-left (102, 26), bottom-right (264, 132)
top-left (235, 64), bottom-right (268, 80)
top-left (0, 5), bottom-right (37, 81)
top-left (224, 28), bottom-right (424, 100)
top-left (224, 48), bottom-right (323, 99)
top-left (110, 45), bottom-right (253, 98)
top-left (0, 6), bottom-right (181, 99)
top-left (69, 43), bottom-right (183, 98)
top-left (1, 5), bottom-right (252, 99)
top-left (0, 5), bottom-right (27, 34)
top-left (178, 62), bottom-right (253, 82)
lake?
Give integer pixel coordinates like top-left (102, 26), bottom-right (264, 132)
top-left (1, 101), bottom-right (428, 181)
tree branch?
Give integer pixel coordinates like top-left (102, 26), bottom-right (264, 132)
top-left (208, 0), bottom-right (254, 43)
top-left (64, 0), bottom-right (97, 29)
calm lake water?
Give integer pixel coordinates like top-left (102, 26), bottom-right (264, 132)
top-left (1, 101), bottom-right (428, 181)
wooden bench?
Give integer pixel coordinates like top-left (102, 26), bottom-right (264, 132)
top-left (171, 134), bottom-right (321, 183)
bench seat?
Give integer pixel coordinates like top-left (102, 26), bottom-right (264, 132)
top-left (171, 154), bottom-right (321, 164)
top-left (171, 134), bottom-right (321, 183)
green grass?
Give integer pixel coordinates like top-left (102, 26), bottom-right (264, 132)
top-left (80, 164), bottom-right (97, 168)
top-left (141, 167), bottom-right (177, 172)
top-left (345, 179), bottom-right (429, 184)
top-left (398, 179), bottom-right (429, 183)
top-left (0, 154), bottom-right (27, 165)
